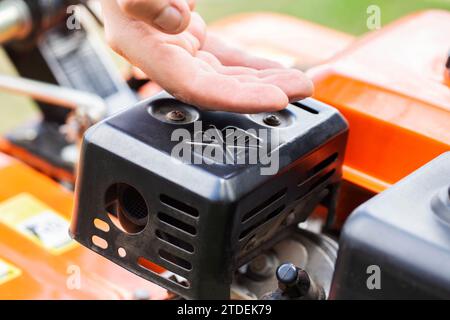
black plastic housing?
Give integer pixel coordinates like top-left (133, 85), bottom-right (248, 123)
top-left (331, 152), bottom-right (450, 299)
top-left (70, 92), bottom-right (348, 299)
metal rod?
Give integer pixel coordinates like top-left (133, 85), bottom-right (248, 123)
top-left (0, 74), bottom-right (107, 121)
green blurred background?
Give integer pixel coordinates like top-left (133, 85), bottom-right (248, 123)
top-left (0, 0), bottom-right (449, 133)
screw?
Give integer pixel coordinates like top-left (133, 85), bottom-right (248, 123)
top-left (167, 110), bottom-right (186, 122)
top-left (263, 114), bottom-right (281, 127)
top-left (276, 263), bottom-right (298, 286)
top-left (276, 263), bottom-right (311, 298)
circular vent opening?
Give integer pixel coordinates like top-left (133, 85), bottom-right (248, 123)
top-left (105, 183), bottom-right (149, 234)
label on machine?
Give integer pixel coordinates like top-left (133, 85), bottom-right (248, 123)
top-left (0, 194), bottom-right (77, 255)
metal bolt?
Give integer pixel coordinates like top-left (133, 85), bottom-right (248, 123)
top-left (167, 110), bottom-right (186, 122)
top-left (276, 263), bottom-right (311, 298)
top-left (276, 263), bottom-right (298, 286)
top-left (263, 114), bottom-right (281, 127)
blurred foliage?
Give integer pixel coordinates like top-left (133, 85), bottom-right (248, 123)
top-left (0, 0), bottom-right (449, 133)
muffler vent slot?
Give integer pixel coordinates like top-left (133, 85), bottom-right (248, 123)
top-left (297, 169), bottom-right (336, 200)
top-left (157, 212), bottom-right (196, 235)
top-left (138, 257), bottom-right (190, 288)
top-left (239, 205), bottom-right (286, 239)
top-left (310, 153), bottom-right (338, 175)
top-left (156, 230), bottom-right (194, 253)
top-left (242, 188), bottom-right (287, 222)
top-left (159, 249), bottom-right (192, 271)
top-left (160, 194), bottom-right (199, 217)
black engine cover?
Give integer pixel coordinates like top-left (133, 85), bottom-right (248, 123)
top-left (331, 152), bottom-right (450, 299)
top-left (70, 92), bottom-right (348, 299)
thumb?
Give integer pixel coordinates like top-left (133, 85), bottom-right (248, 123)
top-left (117, 0), bottom-right (191, 34)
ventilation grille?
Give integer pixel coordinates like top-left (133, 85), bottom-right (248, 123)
top-left (240, 205), bottom-right (286, 239)
top-left (296, 153), bottom-right (338, 200)
top-left (238, 153), bottom-right (339, 242)
top-left (239, 187), bottom-right (287, 240)
top-left (160, 194), bottom-right (199, 217)
top-left (153, 194), bottom-right (198, 277)
top-left (242, 188), bottom-right (287, 222)
top-left (131, 194), bottom-right (200, 289)
top-left (310, 153), bottom-right (338, 176)
top-left (157, 212), bottom-right (196, 235)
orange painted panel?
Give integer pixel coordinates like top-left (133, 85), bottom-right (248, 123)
top-left (0, 153), bottom-right (167, 300)
top-left (309, 10), bottom-right (450, 193)
top-left (210, 12), bottom-right (354, 69)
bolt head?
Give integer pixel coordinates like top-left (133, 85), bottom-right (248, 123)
top-left (276, 263), bottom-right (298, 285)
top-left (167, 110), bottom-right (186, 122)
top-left (263, 114), bottom-right (281, 127)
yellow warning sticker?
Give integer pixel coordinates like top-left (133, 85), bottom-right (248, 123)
top-left (0, 258), bottom-right (21, 286)
top-left (0, 193), bottom-right (78, 255)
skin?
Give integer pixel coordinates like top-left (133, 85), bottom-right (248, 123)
top-left (100, 0), bottom-right (314, 113)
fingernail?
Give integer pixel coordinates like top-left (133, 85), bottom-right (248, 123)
top-left (154, 6), bottom-right (183, 32)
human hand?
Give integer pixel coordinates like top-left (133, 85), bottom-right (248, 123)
top-left (100, 0), bottom-right (314, 113)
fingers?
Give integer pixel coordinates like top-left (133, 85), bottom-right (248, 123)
top-left (99, 0), bottom-right (309, 112)
top-left (145, 44), bottom-right (289, 113)
top-left (117, 0), bottom-right (192, 34)
top-left (232, 72), bottom-right (314, 102)
top-left (185, 12), bottom-right (207, 47)
top-left (202, 33), bottom-right (285, 70)
top-left (196, 51), bottom-right (314, 102)
top-left (190, 76), bottom-right (290, 113)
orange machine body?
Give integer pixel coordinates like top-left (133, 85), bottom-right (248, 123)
top-left (308, 10), bottom-right (450, 194)
top-left (0, 152), bottom-right (168, 299)
top-left (209, 12), bottom-right (355, 70)
top-left (0, 137), bottom-right (74, 184)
